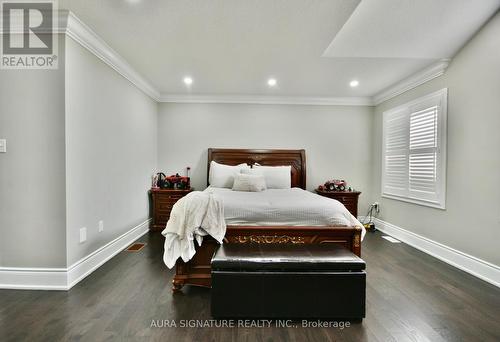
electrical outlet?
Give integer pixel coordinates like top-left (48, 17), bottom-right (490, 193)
top-left (372, 202), bottom-right (380, 214)
top-left (98, 220), bottom-right (104, 232)
top-left (79, 227), bottom-right (87, 243)
top-left (0, 139), bottom-right (6, 153)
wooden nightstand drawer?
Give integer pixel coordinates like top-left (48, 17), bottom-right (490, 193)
top-left (166, 194), bottom-right (184, 200)
top-left (336, 196), bottom-right (355, 203)
top-left (155, 209), bottom-right (173, 217)
top-left (343, 203), bottom-right (357, 215)
top-left (315, 190), bottom-right (361, 218)
top-left (150, 188), bottom-right (193, 231)
top-left (156, 202), bottom-right (174, 211)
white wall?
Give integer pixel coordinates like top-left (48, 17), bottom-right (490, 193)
top-left (370, 12), bottom-right (500, 265)
top-left (157, 103), bottom-right (374, 213)
top-left (64, 38), bottom-right (157, 266)
top-left (0, 35), bottom-right (67, 268)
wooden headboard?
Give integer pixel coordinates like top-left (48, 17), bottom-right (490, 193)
top-left (207, 148), bottom-right (306, 189)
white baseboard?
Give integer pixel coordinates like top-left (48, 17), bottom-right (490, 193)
top-left (0, 267), bottom-right (69, 290)
top-left (0, 219), bottom-right (150, 291)
top-left (366, 217), bottom-right (500, 288)
top-left (66, 219), bottom-right (150, 288)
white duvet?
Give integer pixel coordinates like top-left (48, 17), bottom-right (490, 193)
top-left (205, 187), bottom-right (365, 239)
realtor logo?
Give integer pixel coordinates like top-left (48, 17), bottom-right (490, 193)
top-left (1, 0), bottom-right (58, 69)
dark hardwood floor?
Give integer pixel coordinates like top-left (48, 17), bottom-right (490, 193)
top-left (1, 231), bottom-right (499, 341)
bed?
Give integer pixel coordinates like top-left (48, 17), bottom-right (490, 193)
top-left (171, 148), bottom-right (364, 292)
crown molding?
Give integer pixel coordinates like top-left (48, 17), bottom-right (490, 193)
top-left (1, 10), bottom-right (160, 100)
top-left (372, 59), bottom-right (450, 105)
top-left (64, 11), bottom-right (160, 101)
top-left (2, 10), bottom-right (370, 106)
top-left (159, 94), bottom-right (374, 106)
top-left (2, 10), bottom-right (450, 107)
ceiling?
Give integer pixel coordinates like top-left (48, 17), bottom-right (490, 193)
top-left (59, 0), bottom-right (500, 99)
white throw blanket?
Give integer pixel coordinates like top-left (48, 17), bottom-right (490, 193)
top-left (162, 191), bottom-right (226, 269)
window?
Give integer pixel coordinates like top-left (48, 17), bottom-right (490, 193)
top-left (382, 88), bottom-right (447, 209)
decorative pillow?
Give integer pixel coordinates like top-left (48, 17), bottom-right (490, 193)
top-left (232, 174), bottom-right (267, 192)
top-left (209, 161), bottom-right (249, 188)
top-left (252, 165), bottom-right (291, 189)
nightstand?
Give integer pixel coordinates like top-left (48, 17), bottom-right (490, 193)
top-left (150, 188), bottom-right (192, 231)
top-left (315, 189), bottom-right (361, 218)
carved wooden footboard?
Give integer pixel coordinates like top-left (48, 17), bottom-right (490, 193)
top-left (172, 225), bottom-right (362, 292)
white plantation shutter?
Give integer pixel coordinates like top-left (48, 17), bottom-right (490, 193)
top-left (383, 108), bottom-right (409, 197)
top-left (382, 89), bottom-right (447, 209)
top-left (409, 106), bottom-right (438, 200)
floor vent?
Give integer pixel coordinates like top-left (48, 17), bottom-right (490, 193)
top-left (126, 242), bottom-right (146, 252)
top-left (381, 236), bottom-right (401, 243)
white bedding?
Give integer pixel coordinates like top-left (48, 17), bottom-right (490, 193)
top-left (162, 191), bottom-right (226, 268)
top-left (205, 187), bottom-right (365, 239)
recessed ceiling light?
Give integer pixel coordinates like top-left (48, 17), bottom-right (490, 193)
top-left (183, 77), bottom-right (193, 86)
top-left (350, 80), bottom-right (359, 87)
top-left (267, 78), bottom-right (277, 87)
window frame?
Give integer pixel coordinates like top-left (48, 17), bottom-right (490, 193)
top-left (381, 88), bottom-right (448, 209)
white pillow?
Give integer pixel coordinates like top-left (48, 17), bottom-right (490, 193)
top-left (240, 168), bottom-right (263, 176)
top-left (232, 174), bottom-right (267, 192)
top-left (252, 165), bottom-right (291, 189)
top-left (209, 161), bottom-right (249, 188)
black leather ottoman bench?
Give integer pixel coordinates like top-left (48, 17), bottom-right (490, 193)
top-left (211, 243), bottom-right (366, 319)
